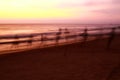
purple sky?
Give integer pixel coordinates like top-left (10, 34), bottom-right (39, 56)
top-left (0, 0), bottom-right (120, 24)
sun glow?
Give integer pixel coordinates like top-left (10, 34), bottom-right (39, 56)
top-left (0, 0), bottom-right (119, 23)
top-left (0, 0), bottom-right (77, 19)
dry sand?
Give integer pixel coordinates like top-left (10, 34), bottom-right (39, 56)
top-left (0, 36), bottom-right (120, 80)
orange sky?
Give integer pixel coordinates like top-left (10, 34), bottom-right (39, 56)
top-left (0, 0), bottom-right (120, 24)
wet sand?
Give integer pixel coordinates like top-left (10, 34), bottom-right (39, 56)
top-left (0, 36), bottom-right (120, 80)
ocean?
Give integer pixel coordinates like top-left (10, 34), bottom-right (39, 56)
top-left (0, 24), bottom-right (119, 54)
top-left (0, 24), bottom-right (119, 35)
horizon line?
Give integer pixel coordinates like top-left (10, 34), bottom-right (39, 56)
top-left (0, 23), bottom-right (120, 25)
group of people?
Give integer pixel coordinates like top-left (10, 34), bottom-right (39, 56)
top-left (10, 27), bottom-right (117, 48)
top-left (11, 28), bottom-right (71, 48)
top-left (55, 28), bottom-right (89, 44)
top-left (55, 27), bottom-right (117, 48)
top-left (55, 28), bottom-right (70, 44)
top-left (11, 34), bottom-right (34, 48)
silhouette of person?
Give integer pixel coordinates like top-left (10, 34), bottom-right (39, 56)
top-left (27, 39), bottom-right (33, 46)
top-left (58, 28), bottom-right (62, 32)
top-left (11, 35), bottom-right (19, 48)
top-left (98, 28), bottom-right (103, 40)
top-left (74, 33), bottom-right (78, 41)
top-left (82, 28), bottom-right (88, 46)
top-left (40, 34), bottom-right (44, 44)
top-left (27, 34), bottom-right (34, 46)
top-left (14, 35), bottom-right (19, 40)
top-left (29, 34), bottom-right (34, 38)
top-left (107, 28), bottom-right (116, 49)
top-left (55, 28), bottom-right (62, 44)
top-left (64, 28), bottom-right (70, 42)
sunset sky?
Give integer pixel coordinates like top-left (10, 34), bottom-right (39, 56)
top-left (0, 0), bottom-right (120, 24)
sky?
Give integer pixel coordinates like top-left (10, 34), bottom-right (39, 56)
top-left (0, 0), bottom-right (120, 24)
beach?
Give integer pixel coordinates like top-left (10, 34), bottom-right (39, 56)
top-left (0, 0), bottom-right (120, 79)
top-left (0, 36), bottom-right (120, 80)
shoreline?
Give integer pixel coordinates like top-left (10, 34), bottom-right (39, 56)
top-left (0, 36), bottom-right (102, 55)
top-left (0, 36), bottom-right (120, 80)
top-left (0, 35), bottom-right (97, 55)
